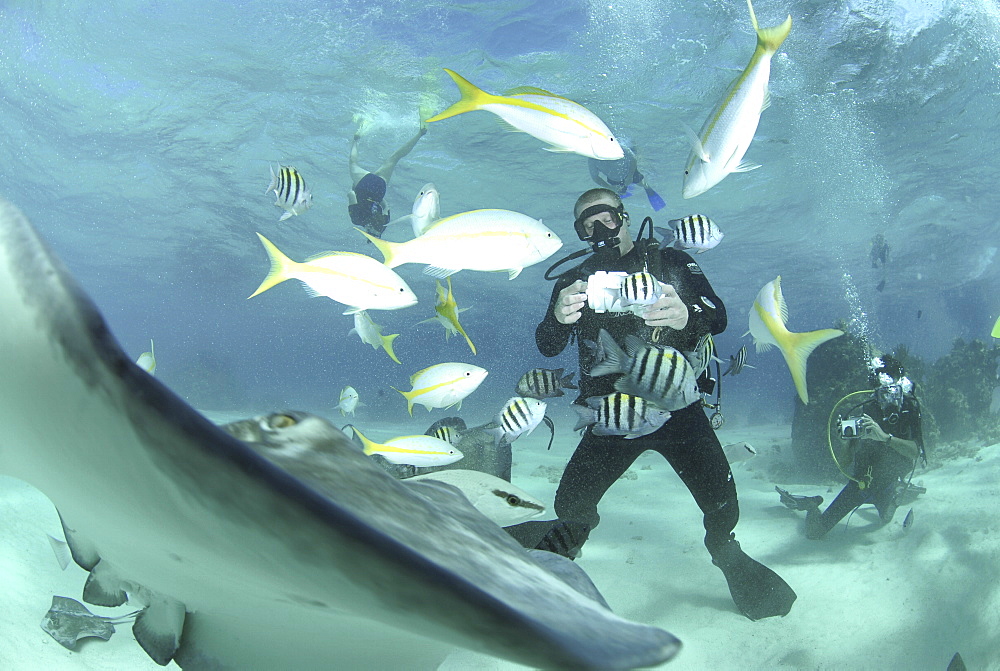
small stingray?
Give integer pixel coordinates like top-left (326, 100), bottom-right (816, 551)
top-left (40, 596), bottom-right (139, 650)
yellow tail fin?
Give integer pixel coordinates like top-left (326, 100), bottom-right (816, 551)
top-left (350, 426), bottom-right (379, 457)
top-left (425, 69), bottom-right (495, 123)
top-left (249, 233), bottom-right (296, 298)
top-left (381, 333), bottom-right (402, 365)
top-left (391, 386), bottom-right (415, 416)
top-left (778, 328), bottom-right (844, 404)
top-left (747, 0), bottom-right (792, 53)
top-left (992, 314), bottom-right (1000, 338)
top-left (356, 229), bottom-right (401, 267)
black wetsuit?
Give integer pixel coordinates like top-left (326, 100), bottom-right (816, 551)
top-left (509, 240), bottom-right (737, 556)
top-left (806, 396), bottom-right (923, 538)
top-left (349, 173), bottom-right (390, 238)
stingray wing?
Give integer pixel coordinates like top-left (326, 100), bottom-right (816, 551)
top-left (0, 197), bottom-right (680, 670)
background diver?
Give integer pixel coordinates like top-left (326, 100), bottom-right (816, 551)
top-left (587, 141), bottom-right (665, 211)
top-left (348, 123), bottom-right (426, 238)
top-left (507, 187), bottom-right (795, 621)
top-left (777, 354), bottom-right (925, 538)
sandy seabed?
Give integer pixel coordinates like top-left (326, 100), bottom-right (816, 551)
top-left (2, 411), bottom-right (997, 670)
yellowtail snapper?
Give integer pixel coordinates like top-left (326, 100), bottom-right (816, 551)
top-left (516, 367), bottom-right (577, 399)
top-left (656, 214), bottom-right (724, 253)
top-left (574, 392), bottom-right (671, 439)
top-left (266, 165), bottom-right (313, 221)
top-left (590, 329), bottom-right (701, 411)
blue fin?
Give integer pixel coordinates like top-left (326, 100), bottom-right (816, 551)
top-left (644, 186), bottom-right (665, 211)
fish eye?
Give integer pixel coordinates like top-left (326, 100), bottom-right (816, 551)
top-left (684, 170), bottom-right (689, 175)
top-left (270, 414), bottom-right (297, 429)
top-left (505, 495), bottom-right (522, 506)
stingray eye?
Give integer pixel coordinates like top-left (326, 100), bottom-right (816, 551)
top-left (271, 414), bottom-right (297, 429)
top-left (505, 495), bottom-right (522, 506)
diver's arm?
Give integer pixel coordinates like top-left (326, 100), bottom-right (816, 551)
top-left (653, 249), bottom-right (727, 349)
top-left (862, 414), bottom-right (920, 461)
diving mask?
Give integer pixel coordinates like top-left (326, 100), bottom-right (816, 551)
top-left (573, 203), bottom-right (628, 253)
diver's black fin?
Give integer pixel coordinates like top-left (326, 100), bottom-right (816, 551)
top-left (947, 652), bottom-right (966, 671)
top-left (712, 539), bottom-right (796, 621)
top-left (775, 486), bottom-right (823, 512)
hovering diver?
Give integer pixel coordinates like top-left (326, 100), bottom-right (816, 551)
top-left (870, 233), bottom-right (889, 268)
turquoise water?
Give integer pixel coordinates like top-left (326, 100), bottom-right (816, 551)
top-left (0, 0), bottom-right (996, 415)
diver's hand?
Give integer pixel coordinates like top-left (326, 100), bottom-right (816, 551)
top-left (555, 280), bottom-right (588, 325)
top-left (644, 285), bottom-right (689, 329)
top-left (860, 414), bottom-right (889, 442)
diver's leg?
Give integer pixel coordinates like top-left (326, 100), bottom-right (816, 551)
top-left (805, 482), bottom-right (866, 539)
top-left (373, 126), bottom-right (427, 182)
top-left (659, 404), bottom-right (796, 619)
top-left (349, 133), bottom-right (368, 185)
top-left (516, 431), bottom-right (643, 558)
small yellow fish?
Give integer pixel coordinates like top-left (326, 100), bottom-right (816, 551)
top-left (421, 278), bottom-right (476, 354)
top-left (349, 310), bottom-right (401, 364)
top-left (136, 339), bottom-right (156, 374)
top-left (393, 362), bottom-right (488, 416)
top-left (747, 276), bottom-right (843, 404)
top-left (427, 69), bottom-right (624, 160)
top-left (992, 314), bottom-right (1000, 338)
top-left (350, 426), bottom-right (463, 467)
top-left (337, 386), bottom-right (359, 416)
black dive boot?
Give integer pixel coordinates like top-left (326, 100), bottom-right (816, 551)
top-left (711, 537), bottom-right (796, 621)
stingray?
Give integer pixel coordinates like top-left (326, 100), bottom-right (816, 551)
top-left (0, 196), bottom-right (681, 669)
top-left (40, 596), bottom-right (140, 650)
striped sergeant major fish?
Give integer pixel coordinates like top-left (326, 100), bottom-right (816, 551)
top-left (516, 367), bottom-right (577, 399)
top-left (685, 332), bottom-right (721, 378)
top-left (489, 396), bottom-right (547, 447)
top-left (723, 344), bottom-right (755, 376)
top-left (590, 329), bottom-right (701, 411)
top-left (573, 392), bottom-right (671, 439)
top-left (431, 424), bottom-right (463, 446)
top-left (621, 271), bottom-right (662, 306)
top-left (266, 164), bottom-right (313, 221)
top-left (655, 214), bottom-right (724, 254)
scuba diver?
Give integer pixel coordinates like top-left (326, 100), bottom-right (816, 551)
top-left (777, 354), bottom-right (925, 539)
top-left (348, 124), bottom-right (426, 238)
top-left (505, 187), bottom-right (796, 621)
top-left (588, 142), bottom-right (665, 211)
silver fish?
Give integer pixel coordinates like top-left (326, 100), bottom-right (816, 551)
top-left (491, 396), bottom-right (547, 446)
top-left (516, 367), bottom-right (578, 399)
top-left (0, 197), bottom-right (681, 669)
top-left (656, 214), bottom-right (724, 253)
top-left (902, 508), bottom-right (914, 529)
top-left (574, 392), bottom-right (671, 439)
top-left (722, 441), bottom-right (758, 463)
top-left (266, 164), bottom-right (313, 221)
top-left (590, 329), bottom-right (701, 411)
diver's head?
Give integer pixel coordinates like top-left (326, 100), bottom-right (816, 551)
top-left (573, 188), bottom-right (632, 256)
top-left (869, 355), bottom-right (912, 412)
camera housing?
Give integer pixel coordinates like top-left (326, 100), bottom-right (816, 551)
top-left (586, 271), bottom-right (662, 315)
top-left (839, 416), bottom-right (866, 439)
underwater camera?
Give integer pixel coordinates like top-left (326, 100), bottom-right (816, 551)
top-left (586, 271), bottom-right (662, 316)
top-left (839, 416), bottom-right (867, 439)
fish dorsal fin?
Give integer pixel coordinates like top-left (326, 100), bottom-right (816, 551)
top-left (303, 251), bottom-right (342, 263)
top-left (773, 277), bottom-right (789, 325)
top-left (504, 85), bottom-right (561, 98)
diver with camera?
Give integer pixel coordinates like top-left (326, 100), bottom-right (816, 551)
top-left (777, 354), bottom-right (925, 539)
top-left (506, 188), bottom-right (796, 621)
